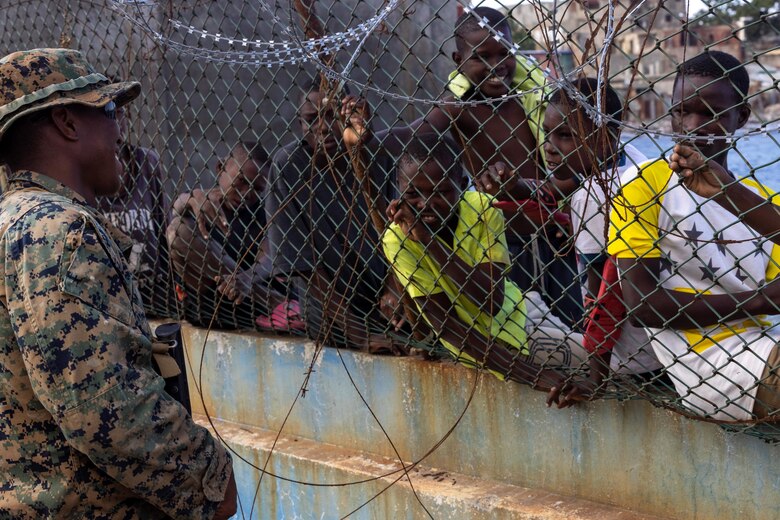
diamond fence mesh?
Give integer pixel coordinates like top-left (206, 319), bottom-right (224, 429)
top-left (2, 0), bottom-right (780, 441)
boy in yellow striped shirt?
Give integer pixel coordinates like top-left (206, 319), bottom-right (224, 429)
top-left (382, 133), bottom-right (587, 387)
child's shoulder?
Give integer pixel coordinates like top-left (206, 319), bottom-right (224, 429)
top-left (620, 156), bottom-right (671, 186)
top-left (460, 191), bottom-right (500, 218)
top-left (616, 157), bottom-right (676, 207)
top-left (621, 143), bottom-right (649, 170)
top-left (381, 222), bottom-right (406, 248)
top-left (461, 189), bottom-right (493, 205)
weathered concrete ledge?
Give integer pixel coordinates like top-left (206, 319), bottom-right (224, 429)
top-left (180, 325), bottom-right (780, 520)
top-left (196, 416), bottom-right (667, 519)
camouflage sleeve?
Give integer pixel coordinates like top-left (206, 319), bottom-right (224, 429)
top-left (3, 202), bottom-right (231, 520)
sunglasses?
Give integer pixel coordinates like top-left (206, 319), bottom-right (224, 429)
top-left (103, 100), bottom-right (117, 120)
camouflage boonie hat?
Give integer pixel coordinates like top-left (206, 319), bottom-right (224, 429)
top-left (0, 48), bottom-right (141, 140)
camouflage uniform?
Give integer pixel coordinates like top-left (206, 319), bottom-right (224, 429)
top-left (0, 170), bottom-right (232, 518)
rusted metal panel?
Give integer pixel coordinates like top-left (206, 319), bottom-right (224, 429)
top-left (180, 326), bottom-right (780, 520)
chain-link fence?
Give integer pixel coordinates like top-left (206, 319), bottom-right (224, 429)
top-left (2, 0), bottom-right (780, 443)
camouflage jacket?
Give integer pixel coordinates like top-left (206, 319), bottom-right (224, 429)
top-left (0, 171), bottom-right (232, 519)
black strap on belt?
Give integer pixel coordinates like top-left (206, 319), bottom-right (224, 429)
top-left (152, 322), bottom-right (192, 415)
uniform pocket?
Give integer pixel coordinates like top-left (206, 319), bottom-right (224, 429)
top-left (58, 215), bottom-right (136, 326)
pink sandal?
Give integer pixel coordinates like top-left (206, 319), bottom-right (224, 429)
top-left (256, 300), bottom-right (306, 332)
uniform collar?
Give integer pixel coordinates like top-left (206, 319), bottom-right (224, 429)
top-left (7, 170), bottom-right (134, 253)
top-left (7, 170), bottom-right (89, 206)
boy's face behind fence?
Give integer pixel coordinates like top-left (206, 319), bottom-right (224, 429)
top-left (218, 150), bottom-right (266, 210)
top-left (453, 27), bottom-right (516, 98)
top-left (542, 101), bottom-right (601, 179)
top-left (300, 91), bottom-right (339, 155)
top-left (671, 74), bottom-right (750, 162)
top-left (398, 159), bottom-right (462, 233)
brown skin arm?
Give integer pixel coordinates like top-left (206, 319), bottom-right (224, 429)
top-left (670, 143), bottom-right (780, 245)
top-left (339, 96), bottom-right (389, 232)
top-left (308, 267), bottom-right (398, 353)
top-left (617, 257), bottom-right (780, 329)
top-left (475, 162), bottom-right (578, 201)
top-left (417, 292), bottom-right (566, 389)
top-left (546, 352), bottom-right (610, 408)
top-left (214, 261), bottom-right (286, 309)
top-left (379, 273), bottom-right (408, 332)
top-left (548, 265), bottom-right (613, 408)
top-left (423, 239), bottom-right (506, 313)
top-left (166, 215), bottom-right (239, 288)
top-left (584, 265), bottom-right (604, 300)
top-left (171, 188), bottom-right (229, 239)
top-left (388, 199), bottom-right (506, 313)
top-left (369, 103), bottom-right (457, 156)
top-left (167, 215), bottom-right (287, 309)
top-left (474, 162), bottom-right (577, 237)
top-left (501, 212), bottom-right (540, 235)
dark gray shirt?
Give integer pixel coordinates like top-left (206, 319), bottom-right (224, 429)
top-left (97, 145), bottom-right (173, 317)
top-left (266, 140), bottom-right (395, 323)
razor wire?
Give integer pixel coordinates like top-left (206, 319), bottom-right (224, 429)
top-left (107, 0), bottom-right (780, 137)
top-left (1, 0), bottom-right (780, 517)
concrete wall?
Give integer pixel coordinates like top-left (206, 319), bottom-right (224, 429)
top-left (181, 325), bottom-right (780, 520)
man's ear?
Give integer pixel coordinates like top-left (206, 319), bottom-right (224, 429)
top-left (49, 106), bottom-right (79, 142)
top-left (459, 174), bottom-right (469, 191)
top-left (736, 102), bottom-right (751, 130)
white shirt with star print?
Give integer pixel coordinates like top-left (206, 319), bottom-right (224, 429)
top-left (608, 158), bottom-right (780, 421)
top-left (569, 143), bottom-right (662, 375)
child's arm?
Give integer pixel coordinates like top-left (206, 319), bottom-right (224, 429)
top-left (475, 162), bottom-right (575, 237)
top-left (618, 256), bottom-right (780, 329)
top-left (583, 257), bottom-right (607, 299)
top-left (341, 95), bottom-right (452, 156)
top-left (213, 252), bottom-right (285, 309)
top-left (546, 353), bottom-right (609, 408)
top-left (548, 258), bottom-right (623, 408)
top-left (669, 143), bottom-right (780, 244)
top-left (308, 266), bottom-right (400, 354)
top-left (388, 199), bottom-right (507, 315)
top-left (428, 239), bottom-right (506, 313)
top-left (171, 188), bottom-right (230, 240)
top-left (166, 212), bottom-right (240, 288)
top-left (418, 291), bottom-right (567, 389)
top-left (475, 161), bottom-right (578, 202)
top-left (475, 162), bottom-right (537, 199)
top-left (379, 273), bottom-right (408, 333)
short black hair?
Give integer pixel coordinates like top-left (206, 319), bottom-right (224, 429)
top-left (398, 133), bottom-right (463, 181)
top-left (548, 77), bottom-right (623, 130)
top-left (301, 75), bottom-right (322, 95)
top-left (455, 7), bottom-right (511, 51)
top-left (675, 50), bottom-right (749, 103)
top-left (0, 109), bottom-right (52, 170)
top-left (232, 141), bottom-right (269, 166)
